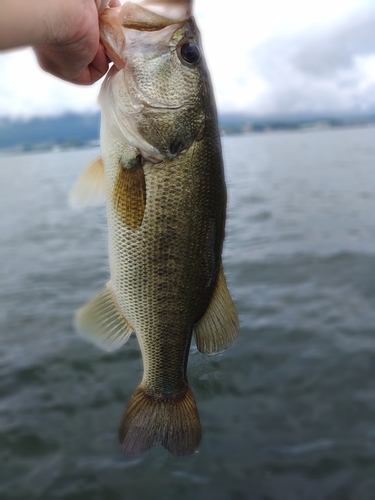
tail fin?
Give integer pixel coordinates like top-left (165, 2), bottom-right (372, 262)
top-left (119, 386), bottom-right (202, 457)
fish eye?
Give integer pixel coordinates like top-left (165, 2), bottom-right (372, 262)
top-left (180, 42), bottom-right (201, 65)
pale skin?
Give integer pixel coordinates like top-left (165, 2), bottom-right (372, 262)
top-left (0, 0), bottom-right (120, 85)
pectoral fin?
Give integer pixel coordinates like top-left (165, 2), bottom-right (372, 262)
top-left (69, 156), bottom-right (105, 208)
top-left (193, 265), bottom-right (239, 355)
top-left (74, 283), bottom-right (134, 352)
top-left (114, 153), bottom-right (146, 231)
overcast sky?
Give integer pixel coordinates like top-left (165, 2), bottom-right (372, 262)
top-left (1, 0), bottom-right (374, 118)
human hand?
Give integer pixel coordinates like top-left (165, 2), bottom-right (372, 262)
top-left (0, 0), bottom-right (190, 85)
top-left (33, 0), bottom-right (121, 85)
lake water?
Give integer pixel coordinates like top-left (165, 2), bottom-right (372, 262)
top-left (1, 126), bottom-right (375, 499)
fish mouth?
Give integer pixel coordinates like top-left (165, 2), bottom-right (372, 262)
top-left (99, 4), bottom-right (196, 162)
top-left (99, 3), bottom-right (204, 162)
top-left (99, 2), bottom-right (191, 69)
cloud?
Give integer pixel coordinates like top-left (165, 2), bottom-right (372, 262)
top-left (250, 5), bottom-right (375, 115)
top-left (292, 12), bottom-right (375, 78)
top-left (0, 0), bottom-right (374, 118)
top-left (0, 48), bottom-right (102, 118)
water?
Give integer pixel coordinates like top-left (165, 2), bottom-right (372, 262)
top-left (1, 126), bottom-right (375, 499)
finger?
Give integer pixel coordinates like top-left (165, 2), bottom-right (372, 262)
top-left (88, 43), bottom-right (110, 83)
top-left (96, 0), bottom-right (109, 14)
top-left (34, 46), bottom-right (109, 86)
top-left (72, 45), bottom-right (109, 85)
top-left (96, 0), bottom-right (121, 15)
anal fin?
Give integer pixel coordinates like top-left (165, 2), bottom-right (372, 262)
top-left (74, 283), bottom-right (134, 352)
top-left (193, 264), bottom-right (239, 355)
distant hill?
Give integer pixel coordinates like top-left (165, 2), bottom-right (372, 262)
top-left (0, 111), bottom-right (374, 152)
top-left (218, 111), bottom-right (375, 135)
top-left (0, 113), bottom-right (101, 151)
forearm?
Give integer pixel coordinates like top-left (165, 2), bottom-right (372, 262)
top-left (0, 0), bottom-right (90, 50)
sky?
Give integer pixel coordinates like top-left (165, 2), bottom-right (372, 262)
top-left (1, 0), bottom-right (374, 119)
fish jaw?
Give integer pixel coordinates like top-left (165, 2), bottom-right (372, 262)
top-left (99, 14), bottom-right (209, 161)
top-left (99, 1), bottom-right (192, 69)
top-left (98, 5), bottom-right (200, 161)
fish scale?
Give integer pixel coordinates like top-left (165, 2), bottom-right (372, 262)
top-left (70, 2), bottom-right (238, 456)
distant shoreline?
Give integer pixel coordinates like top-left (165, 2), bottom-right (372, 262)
top-left (0, 112), bottom-right (374, 154)
top-left (219, 115), bottom-right (375, 136)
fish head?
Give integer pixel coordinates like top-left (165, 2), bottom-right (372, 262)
top-left (99, 2), bottom-right (213, 162)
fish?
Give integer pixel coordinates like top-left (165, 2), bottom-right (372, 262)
top-left (70, 0), bottom-right (239, 457)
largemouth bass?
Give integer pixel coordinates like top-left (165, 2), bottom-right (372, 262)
top-left (70, 0), bottom-right (239, 456)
